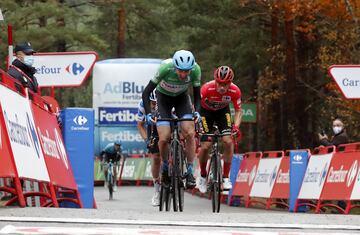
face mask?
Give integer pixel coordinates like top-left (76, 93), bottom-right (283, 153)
top-left (23, 55), bottom-right (34, 67)
top-left (333, 126), bottom-right (343, 135)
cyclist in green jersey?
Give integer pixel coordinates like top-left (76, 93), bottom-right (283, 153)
top-left (142, 50), bottom-right (201, 189)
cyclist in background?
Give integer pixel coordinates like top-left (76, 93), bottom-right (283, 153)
top-left (136, 89), bottom-right (161, 206)
top-left (142, 50), bottom-right (201, 189)
top-left (197, 66), bottom-right (242, 193)
top-left (100, 141), bottom-right (123, 192)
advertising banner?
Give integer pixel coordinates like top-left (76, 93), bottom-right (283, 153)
top-left (61, 108), bottom-right (94, 208)
top-left (96, 125), bottom-right (146, 155)
top-left (321, 152), bottom-right (359, 200)
top-left (0, 85), bottom-right (49, 181)
top-left (289, 150), bottom-right (309, 212)
top-left (270, 155), bottom-right (290, 199)
top-left (232, 152), bottom-right (261, 197)
top-left (33, 52), bottom-right (97, 87)
top-left (297, 153), bottom-right (333, 200)
top-left (351, 161), bottom-right (360, 200)
top-left (31, 103), bottom-right (77, 189)
top-left (92, 58), bottom-right (161, 121)
top-left (121, 158), bottom-right (146, 180)
top-left (98, 107), bottom-right (139, 125)
top-left (0, 103), bottom-right (17, 177)
top-left (142, 158), bottom-right (153, 181)
top-left (250, 158), bottom-right (282, 198)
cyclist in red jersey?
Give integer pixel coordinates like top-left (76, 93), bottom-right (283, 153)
top-left (197, 66), bottom-right (242, 193)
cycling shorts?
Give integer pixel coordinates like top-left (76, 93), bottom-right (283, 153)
top-left (156, 91), bottom-right (193, 126)
top-left (200, 106), bottom-right (232, 141)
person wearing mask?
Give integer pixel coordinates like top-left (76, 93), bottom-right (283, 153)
top-left (8, 42), bottom-right (39, 93)
top-left (318, 118), bottom-right (349, 147)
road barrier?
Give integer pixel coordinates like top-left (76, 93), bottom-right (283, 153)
top-left (248, 151), bottom-right (284, 209)
top-left (0, 69), bottom-right (82, 208)
top-left (229, 152), bottom-right (262, 207)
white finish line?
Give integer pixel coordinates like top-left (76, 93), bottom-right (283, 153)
top-left (0, 225), bottom-right (348, 235)
top-left (0, 216), bottom-right (359, 231)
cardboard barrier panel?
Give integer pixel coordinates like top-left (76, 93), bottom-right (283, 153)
top-left (289, 150), bottom-right (310, 212)
top-left (321, 149), bottom-right (359, 200)
top-left (227, 154), bottom-right (243, 205)
top-left (297, 149), bottom-right (334, 200)
top-left (0, 85), bottom-right (50, 182)
top-left (249, 152), bottom-right (283, 198)
top-left (231, 152), bottom-right (261, 200)
top-left (270, 153), bottom-right (289, 200)
top-left (31, 102), bottom-right (77, 189)
top-left (61, 108), bottom-right (94, 208)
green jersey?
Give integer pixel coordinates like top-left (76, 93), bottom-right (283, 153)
top-left (151, 59), bottom-right (201, 97)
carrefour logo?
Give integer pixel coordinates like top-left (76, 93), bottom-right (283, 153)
top-left (73, 115), bottom-right (88, 125)
top-left (66, 63), bottom-right (84, 75)
top-left (4, 111), bottom-right (30, 147)
top-left (71, 115), bottom-right (89, 131)
top-left (26, 113), bottom-right (41, 159)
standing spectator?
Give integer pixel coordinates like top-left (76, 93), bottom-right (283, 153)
top-left (8, 42), bottom-right (39, 93)
top-left (318, 118), bottom-right (349, 147)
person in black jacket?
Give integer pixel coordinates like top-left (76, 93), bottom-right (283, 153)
top-left (318, 118), bottom-right (349, 147)
top-left (8, 42), bottom-right (39, 93)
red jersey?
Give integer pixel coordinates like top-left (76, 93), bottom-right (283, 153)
top-left (201, 81), bottom-right (241, 111)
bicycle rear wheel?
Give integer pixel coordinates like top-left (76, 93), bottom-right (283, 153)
top-left (178, 145), bottom-right (185, 212)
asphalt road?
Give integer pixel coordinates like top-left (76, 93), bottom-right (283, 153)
top-left (0, 186), bottom-right (360, 234)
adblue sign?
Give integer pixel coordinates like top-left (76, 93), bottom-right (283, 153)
top-left (92, 59), bottom-right (161, 113)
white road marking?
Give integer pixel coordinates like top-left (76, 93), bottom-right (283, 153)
top-left (0, 216), bottom-right (359, 231)
top-left (0, 225), bottom-right (348, 235)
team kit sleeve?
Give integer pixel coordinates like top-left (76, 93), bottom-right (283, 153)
top-left (136, 100), bottom-right (146, 122)
top-left (151, 60), bottom-right (170, 84)
top-left (191, 64), bottom-right (201, 87)
top-left (233, 86), bottom-right (242, 110)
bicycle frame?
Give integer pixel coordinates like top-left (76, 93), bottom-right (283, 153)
top-left (200, 131), bottom-right (231, 213)
top-left (106, 160), bottom-right (115, 200)
top-left (158, 117), bottom-right (194, 212)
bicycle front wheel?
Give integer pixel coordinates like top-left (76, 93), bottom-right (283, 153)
top-left (108, 175), bottom-right (114, 200)
top-left (211, 156), bottom-right (221, 213)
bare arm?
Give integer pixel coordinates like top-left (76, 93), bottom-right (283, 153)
top-left (233, 109), bottom-right (242, 127)
top-left (137, 121), bottom-right (147, 141)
